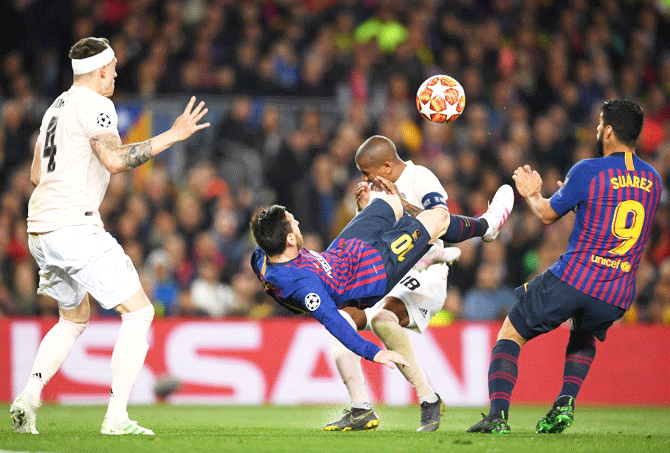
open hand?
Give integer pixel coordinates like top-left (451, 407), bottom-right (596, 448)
top-left (355, 181), bottom-right (371, 211)
top-left (170, 96), bottom-right (210, 142)
top-left (373, 349), bottom-right (409, 369)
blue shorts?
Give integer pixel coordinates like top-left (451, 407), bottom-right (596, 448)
top-left (333, 198), bottom-right (432, 294)
top-left (509, 270), bottom-right (625, 342)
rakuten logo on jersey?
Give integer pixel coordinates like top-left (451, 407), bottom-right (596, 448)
top-left (308, 250), bottom-right (333, 278)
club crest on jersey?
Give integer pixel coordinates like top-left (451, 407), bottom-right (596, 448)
top-left (97, 113), bottom-right (111, 127)
top-left (412, 229), bottom-right (421, 240)
top-left (305, 293), bottom-right (321, 311)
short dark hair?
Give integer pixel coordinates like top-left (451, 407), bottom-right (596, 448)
top-left (250, 205), bottom-right (292, 256)
top-left (601, 99), bottom-right (644, 147)
top-left (69, 37), bottom-right (110, 60)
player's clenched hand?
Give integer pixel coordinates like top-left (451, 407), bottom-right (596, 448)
top-left (512, 164), bottom-right (543, 198)
top-left (355, 181), bottom-right (371, 211)
top-left (170, 96), bottom-right (210, 142)
top-left (373, 349), bottom-right (409, 369)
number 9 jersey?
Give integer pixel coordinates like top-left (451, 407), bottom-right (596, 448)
top-left (28, 86), bottom-right (120, 234)
top-left (548, 152), bottom-right (662, 310)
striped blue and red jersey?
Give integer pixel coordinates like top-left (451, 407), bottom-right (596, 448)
top-left (549, 152), bottom-right (662, 309)
top-left (250, 237), bottom-right (388, 361)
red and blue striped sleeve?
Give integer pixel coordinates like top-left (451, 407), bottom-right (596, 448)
top-left (294, 278), bottom-right (381, 361)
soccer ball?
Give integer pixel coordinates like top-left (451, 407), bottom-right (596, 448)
top-left (416, 75), bottom-right (466, 124)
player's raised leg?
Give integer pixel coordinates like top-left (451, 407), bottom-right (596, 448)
top-left (440, 184), bottom-right (514, 243)
top-left (11, 296), bottom-right (91, 434)
top-left (100, 289), bottom-right (155, 435)
top-left (414, 185), bottom-right (513, 245)
top-left (370, 299), bottom-right (444, 432)
top-left (324, 309), bottom-right (380, 431)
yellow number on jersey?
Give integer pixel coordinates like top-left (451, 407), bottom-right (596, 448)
top-left (391, 234), bottom-right (414, 261)
top-left (608, 200), bottom-right (645, 255)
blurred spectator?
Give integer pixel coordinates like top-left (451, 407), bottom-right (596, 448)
top-left (461, 262), bottom-right (517, 321)
top-left (190, 259), bottom-right (238, 317)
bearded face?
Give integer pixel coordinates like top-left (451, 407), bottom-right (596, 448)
top-left (596, 135), bottom-right (604, 157)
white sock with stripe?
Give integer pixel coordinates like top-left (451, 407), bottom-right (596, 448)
top-left (24, 318), bottom-right (88, 406)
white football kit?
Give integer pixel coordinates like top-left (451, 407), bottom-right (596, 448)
top-left (27, 85), bottom-right (140, 309)
top-left (365, 161), bottom-right (451, 332)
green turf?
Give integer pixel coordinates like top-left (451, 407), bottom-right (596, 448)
top-left (1, 405), bottom-right (669, 453)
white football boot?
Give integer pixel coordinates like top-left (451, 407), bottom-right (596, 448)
top-left (101, 417), bottom-right (155, 435)
top-left (480, 184), bottom-right (514, 242)
top-left (10, 391), bottom-right (39, 434)
top-left (413, 243), bottom-right (462, 272)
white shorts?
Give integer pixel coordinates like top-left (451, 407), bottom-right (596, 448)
top-left (28, 224), bottom-right (141, 310)
top-left (364, 265), bottom-right (448, 333)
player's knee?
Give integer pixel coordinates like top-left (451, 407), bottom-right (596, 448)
top-left (121, 303), bottom-right (155, 322)
top-left (416, 207), bottom-right (450, 242)
top-left (58, 317), bottom-right (88, 334)
top-left (370, 308), bottom-right (400, 336)
top-left (378, 194), bottom-right (403, 220)
top-left (497, 316), bottom-right (527, 347)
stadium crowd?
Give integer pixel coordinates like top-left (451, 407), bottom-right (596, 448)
top-left (0, 0), bottom-right (669, 324)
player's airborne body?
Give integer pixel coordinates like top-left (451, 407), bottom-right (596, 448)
top-left (250, 139), bottom-right (515, 383)
top-left (323, 136), bottom-right (468, 432)
top-left (468, 99), bottom-right (662, 435)
top-left (10, 37), bottom-right (209, 436)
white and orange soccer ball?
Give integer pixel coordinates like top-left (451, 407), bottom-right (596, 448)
top-left (416, 75), bottom-right (466, 123)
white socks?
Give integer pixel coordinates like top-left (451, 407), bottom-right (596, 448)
top-left (371, 308), bottom-right (436, 403)
top-left (331, 310), bottom-right (371, 409)
top-left (105, 305), bottom-right (154, 423)
top-left (24, 317), bottom-right (88, 406)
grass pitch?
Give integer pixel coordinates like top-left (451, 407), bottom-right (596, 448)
top-left (1, 405), bottom-right (668, 453)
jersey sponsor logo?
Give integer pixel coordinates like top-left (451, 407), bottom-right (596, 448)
top-left (97, 112), bottom-right (112, 128)
top-left (590, 254), bottom-right (631, 272)
top-left (308, 250), bottom-right (333, 278)
top-left (304, 293), bottom-right (321, 311)
top-left (610, 174), bottom-right (653, 193)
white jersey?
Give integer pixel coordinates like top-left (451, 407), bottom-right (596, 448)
top-left (28, 85), bottom-right (119, 233)
top-left (369, 160), bottom-right (448, 210)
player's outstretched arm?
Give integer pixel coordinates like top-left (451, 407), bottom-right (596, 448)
top-left (513, 165), bottom-right (560, 225)
top-left (373, 349), bottom-right (409, 369)
top-left (90, 96), bottom-right (209, 173)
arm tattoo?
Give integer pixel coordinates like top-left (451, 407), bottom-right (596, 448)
top-left (402, 199), bottom-right (424, 217)
top-left (90, 134), bottom-right (121, 161)
top-left (122, 140), bottom-right (153, 168)
top-left (91, 133), bottom-right (154, 170)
